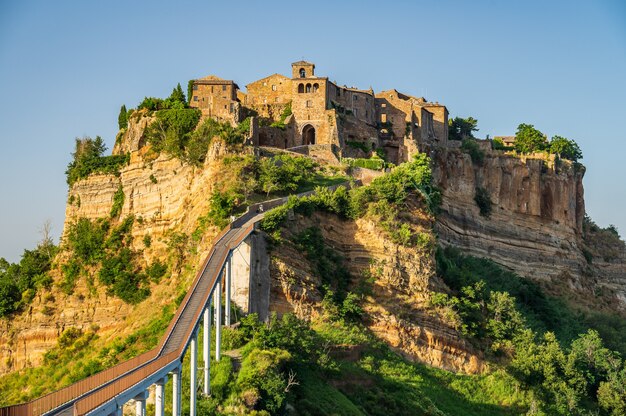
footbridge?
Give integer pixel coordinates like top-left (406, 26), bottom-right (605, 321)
top-left (0, 184), bottom-right (349, 416)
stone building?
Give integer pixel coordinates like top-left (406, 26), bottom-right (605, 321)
top-left (189, 61), bottom-right (448, 164)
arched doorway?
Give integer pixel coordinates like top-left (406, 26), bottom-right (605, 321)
top-left (302, 125), bottom-right (316, 145)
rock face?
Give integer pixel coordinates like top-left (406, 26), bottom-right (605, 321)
top-left (432, 146), bottom-right (626, 310)
top-left (0, 117), bottom-right (232, 375)
top-left (269, 208), bottom-right (485, 374)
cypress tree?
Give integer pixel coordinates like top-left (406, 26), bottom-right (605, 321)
top-left (118, 105), bottom-right (128, 130)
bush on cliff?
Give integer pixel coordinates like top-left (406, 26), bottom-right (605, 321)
top-left (65, 136), bottom-right (130, 186)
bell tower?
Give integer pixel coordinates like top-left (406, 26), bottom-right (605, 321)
top-left (291, 61), bottom-right (315, 79)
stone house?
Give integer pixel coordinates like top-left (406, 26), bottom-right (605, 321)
top-left (189, 61), bottom-right (448, 164)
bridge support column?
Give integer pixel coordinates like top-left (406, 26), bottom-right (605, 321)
top-left (225, 252), bottom-right (232, 326)
top-left (215, 276), bottom-right (222, 361)
top-left (134, 390), bottom-right (149, 416)
top-left (171, 366), bottom-right (182, 416)
top-left (190, 329), bottom-right (198, 416)
top-left (203, 302), bottom-right (211, 396)
top-left (155, 376), bottom-right (167, 416)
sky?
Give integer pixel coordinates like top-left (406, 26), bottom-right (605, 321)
top-left (0, 0), bottom-right (625, 262)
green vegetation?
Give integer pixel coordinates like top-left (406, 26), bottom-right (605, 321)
top-left (550, 135), bottom-right (583, 162)
top-left (118, 105), bottom-right (128, 130)
top-left (513, 124), bottom-right (584, 162)
top-left (514, 123), bottom-right (548, 154)
top-left (0, 238), bottom-right (57, 318)
top-left (269, 101), bottom-right (292, 129)
top-left (474, 187), bottom-right (493, 217)
top-left (492, 137), bottom-right (514, 151)
top-left (0, 304), bottom-right (175, 405)
top-left (261, 153), bottom-right (439, 247)
top-left (63, 216), bottom-right (154, 303)
top-left (583, 215), bottom-right (625, 262)
top-left (193, 153), bottom-right (346, 236)
top-left (137, 83), bottom-right (188, 111)
top-left (65, 136), bottom-right (130, 186)
top-left (449, 116), bottom-right (479, 141)
top-left (342, 154), bottom-right (386, 170)
top-left (187, 80), bottom-right (194, 105)
top-left (461, 138), bottom-right (485, 164)
top-left (434, 247), bottom-right (626, 414)
top-left (158, 117), bottom-right (250, 165)
top-left (110, 184), bottom-right (124, 218)
top-left (144, 108), bottom-right (202, 157)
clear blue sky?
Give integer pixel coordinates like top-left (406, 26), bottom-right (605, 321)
top-left (1, 0), bottom-right (625, 262)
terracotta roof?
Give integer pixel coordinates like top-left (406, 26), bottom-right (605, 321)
top-left (291, 60), bottom-right (315, 66)
top-left (198, 75), bottom-right (225, 81)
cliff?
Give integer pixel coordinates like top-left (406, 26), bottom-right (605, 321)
top-left (268, 205), bottom-right (484, 374)
top-left (432, 145), bottom-right (626, 312)
top-left (0, 117), bottom-right (231, 375)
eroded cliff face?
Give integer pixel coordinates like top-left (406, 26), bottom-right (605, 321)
top-left (432, 147), bottom-right (626, 311)
top-left (268, 207), bottom-right (485, 374)
top-left (0, 118), bottom-right (232, 375)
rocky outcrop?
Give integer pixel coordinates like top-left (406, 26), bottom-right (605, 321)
top-left (269, 208), bottom-right (485, 374)
top-left (433, 146), bottom-right (626, 310)
top-left (0, 116), bottom-right (234, 375)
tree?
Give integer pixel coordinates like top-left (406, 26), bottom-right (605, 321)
top-left (187, 80), bottom-right (194, 104)
top-left (550, 135), bottom-right (583, 162)
top-left (514, 123), bottom-right (548, 154)
top-left (118, 105), bottom-right (128, 130)
top-left (448, 116), bottom-right (479, 140)
top-left (169, 83), bottom-right (186, 104)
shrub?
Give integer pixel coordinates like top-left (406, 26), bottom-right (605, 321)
top-left (66, 137), bottom-right (130, 186)
top-left (110, 185), bottom-right (124, 218)
top-left (461, 138), bottom-right (485, 164)
top-left (65, 218), bottom-right (109, 264)
top-left (342, 156), bottom-right (385, 170)
top-left (474, 187), bottom-right (493, 217)
top-left (145, 261), bottom-right (167, 282)
top-left (144, 108), bottom-right (201, 157)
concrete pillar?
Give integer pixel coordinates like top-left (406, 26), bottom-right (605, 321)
top-left (215, 276), bottom-right (222, 361)
top-left (190, 329), bottom-right (198, 416)
top-left (225, 252), bottom-right (232, 326)
top-left (133, 391), bottom-right (149, 416)
top-left (203, 302), bottom-right (211, 396)
top-left (171, 367), bottom-right (181, 416)
top-left (155, 376), bottom-right (167, 416)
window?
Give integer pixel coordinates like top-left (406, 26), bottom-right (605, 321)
top-left (337, 88), bottom-right (341, 97)
top-left (263, 82), bottom-right (267, 86)
top-left (381, 103), bottom-right (386, 108)
top-left (299, 68), bottom-right (306, 78)
top-left (211, 86), bottom-right (214, 93)
top-left (353, 109), bottom-right (358, 117)
top-left (272, 85), bottom-right (277, 91)
top-left (306, 83), bottom-right (312, 93)
top-left (312, 83), bottom-right (319, 92)
top-left (193, 85), bottom-right (198, 90)
top-left (222, 85), bottom-right (227, 91)
top-left (365, 110), bottom-right (368, 118)
top-left (306, 100), bottom-right (313, 108)
top-left (298, 83), bottom-right (304, 93)
top-left (353, 95), bottom-right (358, 101)
top-left (381, 113), bottom-right (387, 123)
top-left (193, 96), bottom-right (198, 101)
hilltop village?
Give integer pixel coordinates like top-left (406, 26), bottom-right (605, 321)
top-left (189, 61), bottom-right (448, 163)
